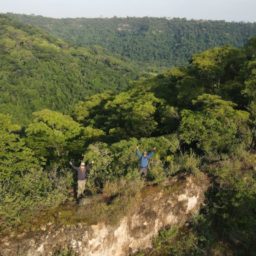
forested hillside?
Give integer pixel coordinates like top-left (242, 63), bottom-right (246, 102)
top-left (0, 15), bottom-right (138, 123)
top-left (7, 14), bottom-right (256, 67)
top-left (1, 34), bottom-right (256, 255)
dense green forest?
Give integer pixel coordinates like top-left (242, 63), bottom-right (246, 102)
top-left (1, 22), bottom-right (256, 255)
top-left (0, 15), bottom-right (139, 123)
top-left (7, 13), bottom-right (256, 67)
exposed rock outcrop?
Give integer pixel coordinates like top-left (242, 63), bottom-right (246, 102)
top-left (0, 174), bottom-right (209, 256)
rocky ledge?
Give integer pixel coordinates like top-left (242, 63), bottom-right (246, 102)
top-left (0, 174), bottom-right (209, 256)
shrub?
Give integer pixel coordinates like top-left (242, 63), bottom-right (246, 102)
top-left (179, 94), bottom-right (252, 158)
top-left (166, 151), bottom-right (201, 176)
top-left (0, 114), bottom-right (70, 230)
top-left (83, 142), bottom-right (113, 193)
top-left (135, 227), bottom-right (199, 256)
top-left (103, 171), bottom-right (143, 198)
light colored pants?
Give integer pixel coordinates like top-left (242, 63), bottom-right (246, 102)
top-left (140, 167), bottom-right (148, 176)
top-left (77, 180), bottom-right (86, 198)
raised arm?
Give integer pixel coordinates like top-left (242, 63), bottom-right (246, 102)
top-left (147, 147), bottom-right (156, 159)
top-left (136, 147), bottom-right (142, 158)
top-left (69, 161), bottom-right (79, 172)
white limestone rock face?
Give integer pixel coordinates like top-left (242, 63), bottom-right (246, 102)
top-left (0, 175), bottom-right (209, 256)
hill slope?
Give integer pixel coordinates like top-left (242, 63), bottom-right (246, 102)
top-left (1, 33), bottom-right (256, 255)
top-left (8, 14), bottom-right (256, 67)
top-left (0, 15), bottom-right (138, 123)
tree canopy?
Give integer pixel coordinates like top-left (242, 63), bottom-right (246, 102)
top-left (1, 16), bottom-right (256, 255)
top-left (8, 14), bottom-right (256, 67)
top-left (0, 15), bottom-right (139, 124)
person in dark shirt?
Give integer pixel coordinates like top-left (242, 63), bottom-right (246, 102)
top-left (69, 161), bottom-right (93, 198)
top-left (136, 146), bottom-right (156, 176)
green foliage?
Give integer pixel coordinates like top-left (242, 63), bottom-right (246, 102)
top-left (167, 151), bottom-right (201, 176)
top-left (104, 90), bottom-right (160, 139)
top-left (10, 14), bottom-right (256, 67)
top-left (191, 46), bottom-right (243, 82)
top-left (1, 17), bottom-right (256, 256)
top-left (190, 46), bottom-right (247, 105)
top-left (81, 135), bottom-right (180, 192)
top-left (26, 109), bottom-right (82, 162)
top-left (73, 89), bottom-right (162, 140)
top-left (72, 92), bottom-right (113, 125)
top-left (157, 105), bottom-right (180, 134)
top-left (110, 138), bottom-right (140, 174)
top-left (145, 45), bottom-right (250, 111)
top-left (135, 227), bottom-right (199, 256)
top-left (191, 152), bottom-right (256, 255)
top-left (103, 172), bottom-right (143, 198)
top-left (26, 109), bottom-right (105, 165)
top-left (0, 15), bottom-right (138, 124)
top-left (0, 114), bottom-right (69, 229)
top-left (137, 152), bottom-right (256, 256)
top-left (83, 142), bottom-right (113, 192)
top-left (0, 114), bottom-right (38, 183)
top-left (179, 94), bottom-right (252, 157)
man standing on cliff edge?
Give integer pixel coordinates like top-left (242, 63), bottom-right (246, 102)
top-left (69, 161), bottom-right (93, 200)
top-left (136, 146), bottom-right (156, 177)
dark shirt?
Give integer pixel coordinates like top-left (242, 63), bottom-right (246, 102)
top-left (70, 163), bottom-right (91, 180)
